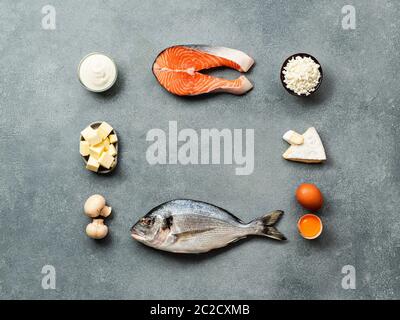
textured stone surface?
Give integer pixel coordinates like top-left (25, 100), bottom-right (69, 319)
top-left (0, 0), bottom-right (399, 299)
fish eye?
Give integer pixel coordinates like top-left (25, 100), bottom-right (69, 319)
top-left (141, 217), bottom-right (153, 226)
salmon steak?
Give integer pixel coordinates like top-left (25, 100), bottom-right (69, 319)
top-left (152, 45), bottom-right (255, 96)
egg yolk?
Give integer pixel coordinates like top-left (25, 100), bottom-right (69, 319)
top-left (298, 214), bottom-right (322, 239)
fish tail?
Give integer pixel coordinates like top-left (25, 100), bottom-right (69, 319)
top-left (248, 210), bottom-right (286, 241)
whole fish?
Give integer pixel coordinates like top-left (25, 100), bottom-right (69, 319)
top-left (131, 199), bottom-right (286, 254)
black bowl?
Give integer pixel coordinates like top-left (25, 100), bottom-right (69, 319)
top-left (80, 122), bottom-right (119, 174)
top-left (280, 53), bottom-right (323, 97)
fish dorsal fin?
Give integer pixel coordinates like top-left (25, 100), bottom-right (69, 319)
top-left (174, 227), bottom-right (215, 241)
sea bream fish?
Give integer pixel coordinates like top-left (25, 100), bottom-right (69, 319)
top-left (131, 199), bottom-right (286, 254)
top-left (152, 45), bottom-right (255, 96)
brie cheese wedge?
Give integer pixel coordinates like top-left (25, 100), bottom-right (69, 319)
top-left (283, 130), bottom-right (304, 145)
top-left (283, 127), bottom-right (326, 163)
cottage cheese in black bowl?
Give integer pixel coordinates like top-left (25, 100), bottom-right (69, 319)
top-left (280, 53), bottom-right (322, 97)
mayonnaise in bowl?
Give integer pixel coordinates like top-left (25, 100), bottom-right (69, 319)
top-left (78, 53), bottom-right (118, 92)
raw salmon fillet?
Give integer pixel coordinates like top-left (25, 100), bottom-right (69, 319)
top-left (152, 45), bottom-right (254, 96)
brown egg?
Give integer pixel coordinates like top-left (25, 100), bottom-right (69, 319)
top-left (296, 183), bottom-right (324, 211)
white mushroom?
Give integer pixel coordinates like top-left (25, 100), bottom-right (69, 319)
top-left (100, 206), bottom-right (112, 218)
top-left (84, 194), bottom-right (111, 218)
top-left (86, 219), bottom-right (108, 239)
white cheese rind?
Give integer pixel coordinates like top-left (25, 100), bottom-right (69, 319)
top-left (283, 130), bottom-right (304, 145)
top-left (283, 127), bottom-right (326, 163)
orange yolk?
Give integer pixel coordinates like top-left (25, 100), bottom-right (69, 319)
top-left (298, 214), bottom-right (322, 239)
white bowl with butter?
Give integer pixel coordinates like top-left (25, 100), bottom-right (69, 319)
top-left (78, 53), bottom-right (118, 92)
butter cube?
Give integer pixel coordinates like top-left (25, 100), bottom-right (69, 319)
top-left (102, 137), bottom-right (110, 149)
top-left (86, 156), bottom-right (100, 172)
top-left (98, 152), bottom-right (114, 169)
top-left (89, 144), bottom-right (104, 159)
top-left (108, 134), bottom-right (118, 144)
top-left (81, 126), bottom-right (102, 146)
top-left (80, 141), bottom-right (90, 156)
top-left (107, 143), bottom-right (117, 156)
top-left (97, 122), bottom-right (113, 140)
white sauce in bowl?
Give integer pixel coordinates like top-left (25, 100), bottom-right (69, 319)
top-left (78, 53), bottom-right (117, 92)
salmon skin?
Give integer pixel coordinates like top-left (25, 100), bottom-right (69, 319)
top-left (152, 45), bottom-right (255, 96)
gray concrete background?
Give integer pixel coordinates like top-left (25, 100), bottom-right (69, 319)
top-left (0, 0), bottom-right (399, 299)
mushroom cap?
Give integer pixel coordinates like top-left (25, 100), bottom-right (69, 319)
top-left (100, 206), bottom-right (112, 218)
top-left (84, 194), bottom-right (106, 218)
top-left (86, 219), bottom-right (108, 239)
